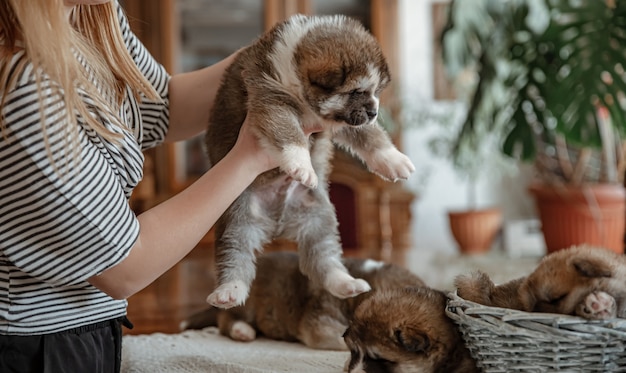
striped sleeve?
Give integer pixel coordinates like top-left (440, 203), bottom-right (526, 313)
top-left (117, 3), bottom-right (170, 150)
top-left (0, 66), bottom-right (139, 287)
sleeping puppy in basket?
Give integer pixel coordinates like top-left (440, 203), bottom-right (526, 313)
top-left (204, 14), bottom-right (415, 309)
top-left (343, 287), bottom-right (478, 373)
top-left (181, 251), bottom-right (425, 351)
top-left (455, 245), bottom-right (626, 319)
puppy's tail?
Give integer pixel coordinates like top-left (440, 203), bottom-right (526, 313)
top-left (179, 307), bottom-right (219, 331)
top-left (454, 271), bottom-right (495, 306)
top-left (455, 271), bottom-right (527, 310)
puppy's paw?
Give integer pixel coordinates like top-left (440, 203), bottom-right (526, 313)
top-left (206, 281), bottom-right (249, 309)
top-left (280, 145), bottom-right (318, 188)
top-left (229, 321), bottom-right (256, 342)
top-left (365, 147), bottom-right (415, 182)
top-left (325, 270), bottom-right (371, 299)
top-left (576, 291), bottom-right (617, 320)
top-left (344, 357), bottom-right (366, 373)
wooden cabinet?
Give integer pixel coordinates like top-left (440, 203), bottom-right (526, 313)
top-left (125, 0), bottom-right (414, 264)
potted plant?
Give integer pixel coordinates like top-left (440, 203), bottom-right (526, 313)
top-left (441, 0), bottom-right (626, 254)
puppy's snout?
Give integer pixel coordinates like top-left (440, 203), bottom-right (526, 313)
top-left (366, 109), bottom-right (378, 120)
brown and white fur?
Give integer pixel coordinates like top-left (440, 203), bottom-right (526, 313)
top-left (182, 251), bottom-right (425, 351)
top-left (204, 14), bottom-right (415, 309)
top-left (455, 245), bottom-right (626, 319)
top-left (343, 287), bottom-right (478, 373)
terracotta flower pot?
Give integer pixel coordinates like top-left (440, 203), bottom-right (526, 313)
top-left (448, 208), bottom-right (502, 254)
top-left (528, 183), bottom-right (626, 254)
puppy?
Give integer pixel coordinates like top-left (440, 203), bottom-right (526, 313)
top-left (455, 245), bottom-right (626, 319)
top-left (204, 14), bottom-right (415, 309)
top-left (181, 251), bottom-right (425, 351)
top-left (343, 287), bottom-right (478, 373)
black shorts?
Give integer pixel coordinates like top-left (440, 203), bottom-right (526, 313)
top-left (0, 317), bottom-right (133, 373)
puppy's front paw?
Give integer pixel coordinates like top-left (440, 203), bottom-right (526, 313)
top-left (206, 281), bottom-right (249, 309)
top-left (576, 291), bottom-right (617, 319)
top-left (365, 147), bottom-right (415, 182)
top-left (229, 321), bottom-right (256, 342)
top-left (281, 145), bottom-right (318, 188)
top-left (344, 357), bottom-right (366, 373)
top-left (325, 270), bottom-right (371, 299)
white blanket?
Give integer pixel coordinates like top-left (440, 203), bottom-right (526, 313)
top-left (122, 327), bottom-right (347, 373)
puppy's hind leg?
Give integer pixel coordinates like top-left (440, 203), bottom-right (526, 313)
top-left (207, 224), bottom-right (259, 309)
top-left (298, 313), bottom-right (348, 350)
top-left (208, 200), bottom-right (272, 309)
top-left (324, 263), bottom-right (371, 299)
top-left (288, 201), bottom-right (370, 299)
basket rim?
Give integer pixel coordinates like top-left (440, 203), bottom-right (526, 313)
top-left (446, 291), bottom-right (626, 330)
top-left (446, 292), bottom-right (626, 371)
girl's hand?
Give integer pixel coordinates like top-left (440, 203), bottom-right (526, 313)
top-left (230, 115), bottom-right (326, 177)
top-left (229, 116), bottom-right (279, 175)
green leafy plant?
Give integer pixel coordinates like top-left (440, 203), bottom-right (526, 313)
top-left (442, 0), bottom-right (626, 186)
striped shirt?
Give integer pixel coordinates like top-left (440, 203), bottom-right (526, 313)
top-left (0, 4), bottom-right (170, 335)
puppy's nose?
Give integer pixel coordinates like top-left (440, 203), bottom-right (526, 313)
top-left (366, 110), bottom-right (377, 120)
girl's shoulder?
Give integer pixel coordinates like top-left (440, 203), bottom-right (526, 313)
top-left (1, 50), bottom-right (45, 91)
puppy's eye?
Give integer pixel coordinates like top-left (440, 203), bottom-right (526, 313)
top-left (309, 68), bottom-right (345, 91)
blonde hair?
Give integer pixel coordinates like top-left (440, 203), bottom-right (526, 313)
top-left (0, 0), bottom-right (160, 168)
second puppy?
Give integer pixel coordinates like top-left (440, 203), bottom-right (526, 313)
top-left (204, 14), bottom-right (415, 309)
top-left (182, 251), bottom-right (425, 350)
top-left (455, 245), bottom-right (626, 319)
top-left (343, 288), bottom-right (478, 373)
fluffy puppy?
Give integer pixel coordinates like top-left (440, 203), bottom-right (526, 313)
top-left (204, 14), bottom-right (415, 309)
top-left (455, 245), bottom-right (626, 319)
top-left (182, 251), bottom-right (425, 350)
top-left (343, 287), bottom-right (478, 373)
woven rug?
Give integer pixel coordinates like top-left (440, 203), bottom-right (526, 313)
top-left (122, 327), bottom-right (347, 373)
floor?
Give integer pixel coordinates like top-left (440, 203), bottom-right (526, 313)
top-left (124, 243), bottom-right (541, 336)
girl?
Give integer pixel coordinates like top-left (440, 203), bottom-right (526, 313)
top-left (0, 1), bottom-right (304, 371)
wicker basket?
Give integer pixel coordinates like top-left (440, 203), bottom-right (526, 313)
top-left (446, 292), bottom-right (626, 372)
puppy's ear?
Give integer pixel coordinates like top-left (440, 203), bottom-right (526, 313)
top-left (393, 327), bottom-right (430, 353)
top-left (308, 67), bottom-right (346, 91)
top-left (573, 258), bottom-right (612, 278)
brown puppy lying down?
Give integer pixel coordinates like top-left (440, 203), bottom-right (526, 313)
top-left (343, 287), bottom-right (478, 373)
top-left (183, 252), bottom-right (477, 373)
top-left (182, 251), bottom-right (425, 350)
top-left (455, 245), bottom-right (626, 319)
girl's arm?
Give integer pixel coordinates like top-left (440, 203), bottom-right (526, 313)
top-left (164, 52), bottom-right (238, 143)
top-left (87, 118), bottom-right (274, 299)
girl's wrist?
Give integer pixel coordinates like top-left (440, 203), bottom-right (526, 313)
top-left (222, 145), bottom-right (268, 181)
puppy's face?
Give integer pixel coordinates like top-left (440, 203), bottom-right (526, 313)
top-left (343, 288), bottom-right (477, 373)
top-left (524, 246), bottom-right (626, 318)
top-left (294, 20), bottom-right (390, 127)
